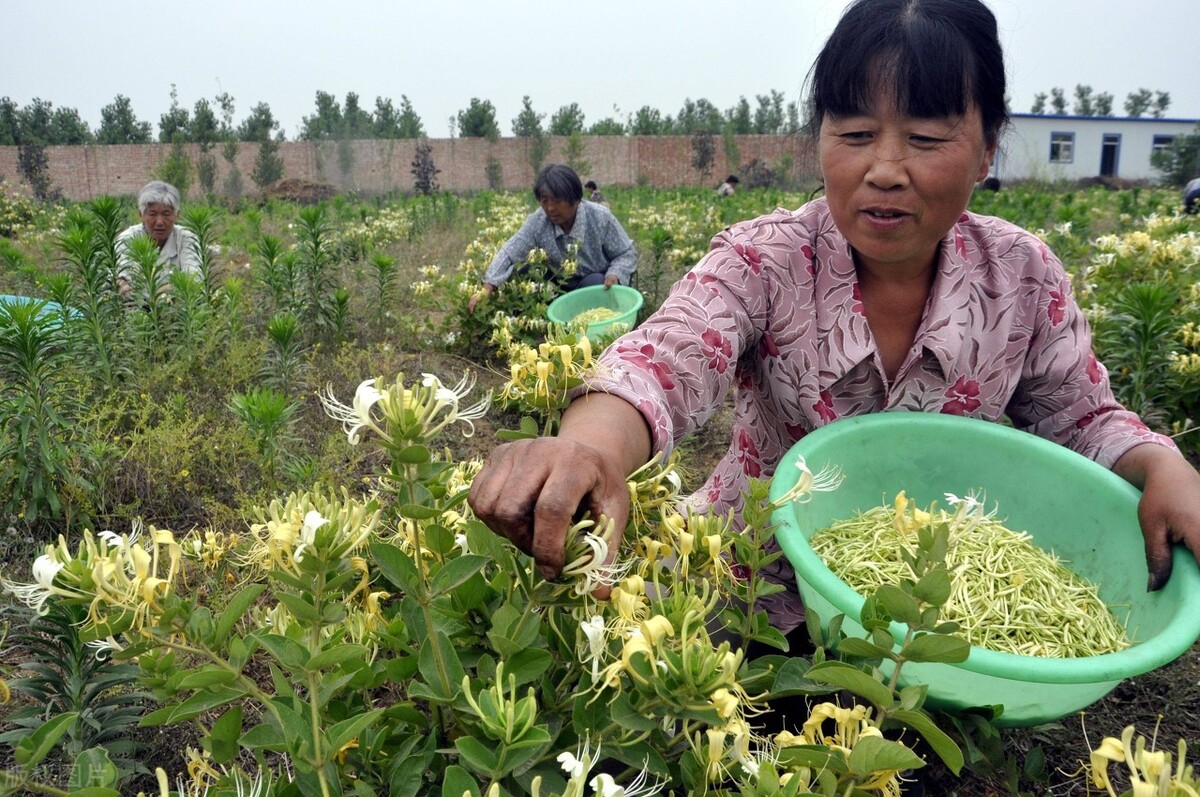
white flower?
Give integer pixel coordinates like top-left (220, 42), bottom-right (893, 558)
top-left (589, 763), bottom-right (663, 797)
top-left (320, 378), bottom-right (386, 445)
top-left (580, 615), bottom-right (608, 679)
top-left (295, 510), bottom-right (329, 562)
top-left (558, 737), bottom-right (599, 783)
top-left (772, 456), bottom-right (843, 506)
top-left (454, 533), bottom-right (470, 555)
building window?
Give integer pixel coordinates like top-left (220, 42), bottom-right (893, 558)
top-left (1049, 132), bottom-right (1074, 163)
top-left (1152, 134), bottom-right (1177, 156)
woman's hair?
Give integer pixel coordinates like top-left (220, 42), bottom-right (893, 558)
top-left (137, 180), bottom-right (181, 213)
top-left (725, 175), bottom-right (740, 184)
top-left (806, 0), bottom-right (1008, 145)
top-left (584, 180), bottom-right (598, 190)
top-left (533, 164), bottom-right (583, 204)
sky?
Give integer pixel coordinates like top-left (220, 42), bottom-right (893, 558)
top-left (5, 0), bottom-right (1199, 141)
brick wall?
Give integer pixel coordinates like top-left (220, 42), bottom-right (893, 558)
top-left (0, 135), bottom-right (818, 201)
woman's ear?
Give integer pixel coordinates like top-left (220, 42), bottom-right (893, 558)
top-left (976, 140), bottom-right (998, 182)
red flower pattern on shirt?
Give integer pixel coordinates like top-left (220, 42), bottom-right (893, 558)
top-left (942, 376), bottom-right (982, 415)
top-left (701, 328), bottom-right (732, 373)
top-left (1048, 279), bottom-right (1070, 326)
top-left (734, 242), bottom-right (763, 274)
top-left (814, 390), bottom-right (837, 423)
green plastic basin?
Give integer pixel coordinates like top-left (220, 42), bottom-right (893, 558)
top-left (768, 412), bottom-right (1200, 727)
top-left (546, 284), bottom-right (643, 342)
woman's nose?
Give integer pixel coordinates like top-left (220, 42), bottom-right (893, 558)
top-left (865, 142), bottom-right (910, 189)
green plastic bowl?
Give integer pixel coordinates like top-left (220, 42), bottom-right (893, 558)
top-left (546, 284), bottom-right (643, 342)
top-left (769, 412), bottom-right (1200, 727)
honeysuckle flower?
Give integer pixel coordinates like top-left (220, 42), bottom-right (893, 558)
top-left (320, 378), bottom-right (386, 445)
top-left (560, 517), bottom-right (631, 596)
top-left (589, 763), bottom-right (663, 797)
top-left (771, 455), bottom-right (844, 506)
top-left (558, 736), bottom-right (599, 783)
top-left (580, 615), bottom-right (608, 679)
top-left (454, 532), bottom-right (470, 555)
top-left (295, 510), bottom-right (329, 562)
top-left (2, 554), bottom-right (69, 614)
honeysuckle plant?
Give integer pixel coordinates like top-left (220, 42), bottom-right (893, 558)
top-left (3, 358), bottom-right (952, 796)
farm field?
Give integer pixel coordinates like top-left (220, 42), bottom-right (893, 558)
top-left (1, 180), bottom-right (1199, 796)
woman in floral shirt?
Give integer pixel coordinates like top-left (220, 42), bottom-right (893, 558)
top-left (470, 0), bottom-right (1200, 632)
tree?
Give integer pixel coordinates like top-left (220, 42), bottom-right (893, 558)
top-left (725, 97), bottom-right (752, 135)
top-left (159, 84), bottom-right (190, 142)
top-left (588, 117), bottom-right (626, 136)
top-left (342, 92), bottom-right (372, 139)
top-left (411, 141), bottom-right (440, 195)
top-left (252, 139), bottom-right (284, 189)
top-left (456, 98), bottom-right (500, 140)
top-left (1152, 91), bottom-right (1171, 118)
top-left (1030, 93), bottom-right (1047, 114)
top-left (691, 130), bottom-right (715, 183)
top-left (1094, 93), bottom-right (1114, 117)
top-left (511, 96), bottom-right (544, 137)
top-left (1072, 84), bottom-right (1094, 117)
top-left (16, 98), bottom-right (54, 143)
top-left (549, 103), bottom-right (586, 136)
top-left (1124, 88), bottom-right (1153, 117)
top-left (239, 102), bottom-right (282, 142)
top-left (512, 97), bottom-right (549, 176)
top-left (300, 91), bottom-right (342, 141)
top-left (96, 94), bottom-right (152, 144)
top-left (0, 97), bottom-right (18, 145)
top-left (190, 98), bottom-right (221, 195)
top-left (395, 96), bottom-right (425, 139)
top-left (1049, 88), bottom-right (1067, 115)
top-left (629, 106), bottom-right (666, 136)
top-left (563, 131), bottom-right (590, 176)
top-left (675, 98), bottom-right (723, 134)
top-left (754, 91), bottom-right (785, 134)
top-left (1151, 124), bottom-right (1199, 186)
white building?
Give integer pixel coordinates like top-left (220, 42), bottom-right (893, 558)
top-left (994, 113), bottom-right (1198, 183)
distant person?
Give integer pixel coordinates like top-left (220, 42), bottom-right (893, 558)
top-left (584, 180), bottom-right (606, 204)
top-left (1185, 176), bottom-right (1200, 215)
top-left (468, 164), bottom-right (636, 313)
top-left (115, 180), bottom-right (201, 296)
top-left (717, 174), bottom-right (739, 197)
top-left (980, 175), bottom-right (1002, 191)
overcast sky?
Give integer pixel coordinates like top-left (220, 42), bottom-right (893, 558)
top-left (5, 0), bottom-right (1198, 140)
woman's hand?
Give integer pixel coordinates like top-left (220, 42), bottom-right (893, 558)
top-left (467, 282), bottom-right (495, 314)
top-left (1114, 443), bottom-right (1200, 590)
top-left (467, 393), bottom-right (651, 597)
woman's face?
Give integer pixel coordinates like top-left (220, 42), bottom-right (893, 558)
top-left (819, 97), bottom-right (995, 278)
top-left (140, 202), bottom-right (178, 247)
top-left (538, 192), bottom-right (580, 230)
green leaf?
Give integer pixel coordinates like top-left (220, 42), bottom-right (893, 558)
top-left (69, 747), bottom-right (117, 789)
top-left (398, 503), bottom-right (441, 520)
top-left (215, 583), bottom-right (266, 642)
top-left (847, 734), bottom-right (926, 775)
top-left (836, 637), bottom-right (894, 660)
top-left (415, 632), bottom-right (466, 702)
top-left (371, 542), bottom-right (422, 594)
top-left (609, 693), bottom-right (658, 732)
top-left (767, 656), bottom-right (821, 697)
top-left (14, 711), bottom-right (78, 768)
top-left (207, 706), bottom-right (243, 764)
top-left (887, 709), bottom-right (965, 775)
top-left (496, 727), bottom-right (552, 774)
top-left (875, 584), bottom-right (922, 626)
top-left (500, 648), bottom-right (552, 686)
top-left (455, 735), bottom-right (500, 776)
top-left (913, 567), bottom-right (951, 607)
top-left (442, 765), bottom-right (481, 797)
top-left (162, 686), bottom-right (247, 724)
top-left (64, 790), bottom-right (122, 797)
top-left (255, 633), bottom-right (311, 670)
top-left (396, 444), bottom-right (431, 464)
top-left (240, 722), bottom-right (287, 751)
top-left (308, 644), bottom-right (370, 672)
top-left (901, 634), bottom-right (971, 664)
top-left (804, 661), bottom-right (894, 707)
top-left (776, 744), bottom-right (848, 774)
top-left (276, 592), bottom-right (321, 624)
top-left (327, 709), bottom-right (385, 755)
top-left (177, 666), bottom-right (239, 690)
top-left (430, 555), bottom-right (489, 597)
top-left (898, 684), bottom-right (928, 711)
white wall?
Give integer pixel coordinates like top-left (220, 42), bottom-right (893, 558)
top-left (995, 114), bottom-right (1197, 182)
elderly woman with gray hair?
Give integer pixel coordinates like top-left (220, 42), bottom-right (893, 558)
top-left (115, 180), bottom-right (201, 295)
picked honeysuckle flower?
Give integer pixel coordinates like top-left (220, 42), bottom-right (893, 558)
top-left (320, 378), bottom-right (387, 445)
top-left (771, 455), bottom-right (844, 507)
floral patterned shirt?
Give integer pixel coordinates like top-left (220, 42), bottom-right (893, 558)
top-left (483, 200), bottom-right (637, 287)
top-left (580, 198), bottom-right (1174, 631)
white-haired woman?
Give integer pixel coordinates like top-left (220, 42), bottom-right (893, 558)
top-left (115, 180), bottom-right (201, 295)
